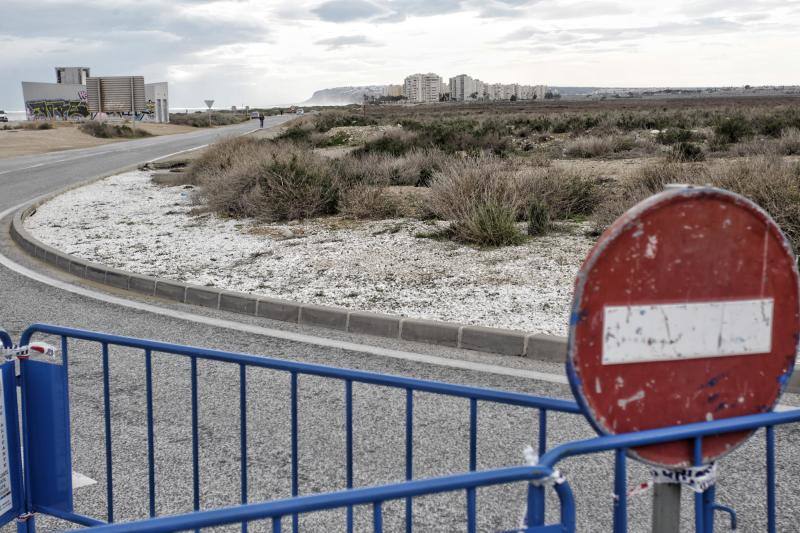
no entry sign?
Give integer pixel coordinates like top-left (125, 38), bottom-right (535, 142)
top-left (567, 186), bottom-right (800, 468)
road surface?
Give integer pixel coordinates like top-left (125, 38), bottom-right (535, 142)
top-left (0, 118), bottom-right (798, 532)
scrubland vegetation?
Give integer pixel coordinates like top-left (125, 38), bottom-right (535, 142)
top-left (79, 121), bottom-right (153, 138)
top-left (169, 112), bottom-right (250, 128)
top-left (180, 98), bottom-right (800, 250)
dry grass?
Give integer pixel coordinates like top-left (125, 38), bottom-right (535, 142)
top-left (429, 157), bottom-right (526, 246)
top-left (592, 156), bottom-right (800, 249)
top-left (563, 135), bottom-right (651, 158)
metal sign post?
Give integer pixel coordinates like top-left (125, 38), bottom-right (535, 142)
top-left (566, 186), bottom-right (800, 529)
top-left (204, 99), bottom-right (214, 120)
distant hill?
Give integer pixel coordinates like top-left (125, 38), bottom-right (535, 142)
top-left (302, 86), bottom-right (387, 106)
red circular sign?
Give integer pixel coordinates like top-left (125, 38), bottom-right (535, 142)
top-left (568, 187), bottom-right (800, 468)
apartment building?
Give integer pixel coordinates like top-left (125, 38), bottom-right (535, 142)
top-left (403, 73), bottom-right (443, 103)
top-left (385, 84), bottom-right (403, 97)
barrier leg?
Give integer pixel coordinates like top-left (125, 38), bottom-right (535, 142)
top-left (526, 484), bottom-right (546, 528)
top-left (652, 483), bottom-right (681, 533)
top-left (702, 486), bottom-right (716, 532)
top-left (16, 515), bottom-right (35, 533)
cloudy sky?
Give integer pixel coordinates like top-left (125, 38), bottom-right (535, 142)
top-left (2, 0), bottom-right (799, 110)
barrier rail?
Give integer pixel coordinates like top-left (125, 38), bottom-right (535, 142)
top-left (78, 406), bottom-right (800, 533)
top-left (16, 324), bottom-right (582, 533)
top-left (6, 323), bottom-right (800, 532)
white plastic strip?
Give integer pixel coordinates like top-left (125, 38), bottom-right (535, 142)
top-left (603, 299), bottom-right (773, 365)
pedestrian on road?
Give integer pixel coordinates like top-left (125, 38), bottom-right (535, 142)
top-left (258, 112), bottom-right (265, 128)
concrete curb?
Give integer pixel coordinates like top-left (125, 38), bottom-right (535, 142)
top-left (11, 197), bottom-right (570, 363)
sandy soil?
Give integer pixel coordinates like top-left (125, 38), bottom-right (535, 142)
top-left (0, 122), bottom-right (199, 159)
top-left (25, 170), bottom-right (596, 334)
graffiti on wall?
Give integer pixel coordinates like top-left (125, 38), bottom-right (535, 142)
top-left (25, 90), bottom-right (89, 120)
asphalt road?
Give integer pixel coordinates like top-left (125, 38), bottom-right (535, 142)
top-left (1, 120), bottom-right (799, 532)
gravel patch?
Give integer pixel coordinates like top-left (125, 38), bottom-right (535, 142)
top-left (24, 170), bottom-right (596, 335)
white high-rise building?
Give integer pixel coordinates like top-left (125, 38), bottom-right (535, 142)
top-left (403, 73), bottom-right (443, 103)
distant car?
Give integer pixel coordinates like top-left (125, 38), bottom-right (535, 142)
top-left (0, 111), bottom-right (8, 122)
top-left (250, 111), bottom-right (260, 119)
top-left (296, 109), bottom-right (304, 116)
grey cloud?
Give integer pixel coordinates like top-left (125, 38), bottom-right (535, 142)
top-left (504, 17), bottom-right (747, 47)
top-left (312, 0), bottom-right (385, 21)
top-left (314, 34), bottom-right (380, 49)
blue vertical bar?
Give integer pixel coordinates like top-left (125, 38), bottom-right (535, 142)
top-left (273, 517), bottom-right (282, 533)
top-left (291, 372), bottom-right (298, 533)
top-left (405, 389), bottom-right (413, 532)
top-left (345, 380), bottom-right (354, 533)
top-left (693, 437), bottom-right (704, 533)
top-left (766, 425), bottom-right (776, 533)
top-left (469, 399), bottom-right (477, 471)
top-left (191, 357), bottom-right (200, 531)
top-left (240, 364), bottom-right (248, 533)
top-left (702, 485), bottom-right (716, 532)
top-left (528, 408), bottom-right (547, 523)
top-left (527, 484), bottom-right (545, 527)
top-left (466, 487), bottom-right (477, 533)
top-left (538, 409), bottom-right (547, 456)
top-left (373, 502), bottom-right (383, 533)
top-left (101, 342), bottom-right (114, 523)
top-left (612, 449), bottom-right (627, 533)
top-left (144, 349), bottom-right (156, 518)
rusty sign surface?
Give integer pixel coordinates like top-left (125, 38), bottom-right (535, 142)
top-left (567, 186), bottom-right (800, 468)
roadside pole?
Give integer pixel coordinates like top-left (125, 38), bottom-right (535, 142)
top-left (652, 483), bottom-right (681, 533)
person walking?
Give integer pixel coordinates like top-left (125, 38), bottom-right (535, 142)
top-left (258, 112), bottom-right (265, 128)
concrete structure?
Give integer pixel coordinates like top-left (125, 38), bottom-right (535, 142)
top-left (145, 82), bottom-right (169, 123)
top-left (55, 67), bottom-right (90, 85)
top-left (21, 81), bottom-right (88, 120)
top-left (86, 76), bottom-right (146, 115)
top-left (385, 84), bottom-right (403, 97)
top-left (403, 73), bottom-right (442, 103)
top-left (449, 74), bottom-right (475, 102)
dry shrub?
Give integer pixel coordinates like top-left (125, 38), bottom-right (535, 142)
top-left (339, 185), bottom-right (397, 219)
top-left (779, 128), bottom-right (800, 155)
top-left (190, 138), bottom-right (337, 221)
top-left (429, 157), bottom-right (525, 246)
top-left (337, 148), bottom-right (450, 187)
top-left (592, 156), bottom-right (800, 250)
top-left (563, 135), bottom-right (646, 158)
top-left (592, 161), bottom-right (708, 232)
top-left (712, 156), bottom-right (800, 248)
top-left (187, 136), bottom-right (264, 185)
top-left (516, 167), bottom-right (599, 220)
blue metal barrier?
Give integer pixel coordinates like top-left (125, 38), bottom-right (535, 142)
top-left (14, 324), bottom-right (582, 533)
top-left (73, 406), bottom-right (800, 533)
top-left (7, 323), bottom-right (800, 532)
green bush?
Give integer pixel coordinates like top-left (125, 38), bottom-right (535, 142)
top-left (656, 128), bottom-right (695, 145)
top-left (670, 142), bottom-right (705, 162)
top-left (429, 157), bottom-right (525, 246)
top-left (714, 115), bottom-right (753, 144)
top-left (276, 125), bottom-right (312, 143)
top-left (527, 200), bottom-right (550, 236)
top-left (458, 202), bottom-right (524, 247)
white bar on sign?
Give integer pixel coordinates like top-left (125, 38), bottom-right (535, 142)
top-left (602, 299), bottom-right (774, 365)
